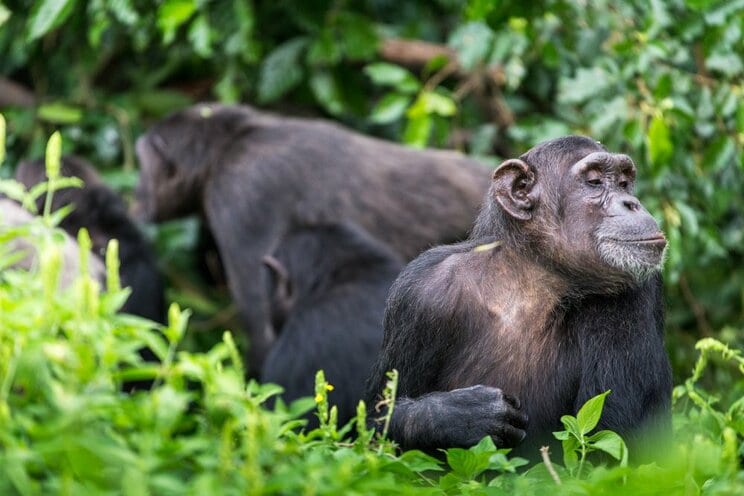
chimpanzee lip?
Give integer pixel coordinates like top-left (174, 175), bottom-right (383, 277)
top-left (606, 234), bottom-right (666, 245)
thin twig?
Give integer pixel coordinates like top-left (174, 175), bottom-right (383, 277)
top-left (679, 274), bottom-right (713, 337)
top-left (540, 446), bottom-right (562, 486)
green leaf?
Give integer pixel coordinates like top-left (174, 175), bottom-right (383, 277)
top-left (398, 450), bottom-right (445, 473)
top-left (558, 67), bottom-right (613, 105)
top-left (257, 37), bottom-right (308, 104)
top-left (27, 0), bottom-right (76, 41)
top-left (561, 435), bottom-right (580, 470)
top-left (37, 102), bottom-right (83, 124)
top-left (363, 63), bottom-right (420, 93)
top-left (0, 3), bottom-right (10, 28)
top-left (588, 430), bottom-right (628, 466)
top-left (559, 414), bottom-right (582, 440)
top-left (307, 29), bottom-right (342, 66)
top-left (402, 114), bottom-right (431, 148)
top-left (448, 21), bottom-right (494, 70)
top-left (309, 71), bottom-right (345, 116)
top-left (370, 93), bottom-right (411, 124)
top-left (188, 14), bottom-right (212, 57)
top-left (576, 390), bottom-right (611, 435)
top-left (647, 114), bottom-right (673, 168)
top-left (337, 13), bottom-right (378, 60)
top-left (445, 438), bottom-right (495, 479)
top-left (158, 0), bottom-right (196, 44)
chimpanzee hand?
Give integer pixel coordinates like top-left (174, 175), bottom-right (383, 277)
top-left (389, 385), bottom-right (528, 451)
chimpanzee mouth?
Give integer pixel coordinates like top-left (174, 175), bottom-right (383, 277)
top-left (607, 234), bottom-right (666, 247)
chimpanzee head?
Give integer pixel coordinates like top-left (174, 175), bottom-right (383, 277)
top-left (134, 103), bottom-right (257, 222)
top-left (483, 136), bottom-right (666, 285)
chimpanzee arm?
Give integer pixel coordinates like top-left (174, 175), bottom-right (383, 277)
top-left (366, 244), bottom-right (528, 450)
top-left (572, 273), bottom-right (672, 439)
top-left (203, 168), bottom-right (293, 375)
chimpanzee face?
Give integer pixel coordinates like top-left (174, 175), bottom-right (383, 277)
top-left (134, 104), bottom-right (243, 222)
top-left (559, 151), bottom-right (666, 281)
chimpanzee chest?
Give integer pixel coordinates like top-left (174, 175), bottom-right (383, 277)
top-left (442, 309), bottom-right (582, 442)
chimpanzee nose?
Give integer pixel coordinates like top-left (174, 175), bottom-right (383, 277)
top-left (608, 194), bottom-right (643, 216)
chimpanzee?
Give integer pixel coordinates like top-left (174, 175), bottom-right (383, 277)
top-left (366, 136), bottom-right (672, 458)
top-left (15, 156), bottom-right (165, 323)
top-left (0, 198), bottom-right (105, 287)
top-left (134, 103), bottom-right (491, 373)
top-left (260, 224), bottom-right (403, 427)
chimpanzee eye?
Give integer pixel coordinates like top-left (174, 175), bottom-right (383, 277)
top-left (619, 180), bottom-right (629, 189)
top-left (586, 178), bottom-right (602, 187)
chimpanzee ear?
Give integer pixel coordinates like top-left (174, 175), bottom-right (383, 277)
top-left (492, 158), bottom-right (538, 221)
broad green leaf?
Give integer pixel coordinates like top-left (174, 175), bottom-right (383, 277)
top-left (37, 102), bottom-right (83, 124)
top-left (402, 114), bottom-right (432, 148)
top-left (370, 93), bottom-right (411, 124)
top-left (577, 390), bottom-right (611, 435)
top-left (647, 114), bottom-right (673, 167)
top-left (338, 12), bottom-right (378, 60)
top-left (188, 14), bottom-right (212, 57)
top-left (588, 430), bottom-right (628, 466)
top-left (257, 37), bottom-right (308, 104)
top-left (399, 450), bottom-right (445, 473)
top-left (309, 71), bottom-right (345, 116)
top-left (26, 0), bottom-right (75, 41)
top-left (363, 63), bottom-right (420, 93)
top-left (448, 21), bottom-right (494, 70)
top-left (445, 439), bottom-right (494, 479)
top-left (0, 3), bottom-right (10, 27)
top-left (674, 201), bottom-right (699, 236)
top-left (307, 29), bottom-right (342, 65)
top-left (560, 414), bottom-right (582, 440)
top-left (158, 0), bottom-right (196, 44)
top-left (558, 67), bottom-right (612, 105)
top-left (561, 435), bottom-right (580, 470)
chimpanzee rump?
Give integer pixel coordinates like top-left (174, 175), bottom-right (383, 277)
top-left (366, 136), bottom-right (672, 458)
top-left (261, 224), bottom-right (402, 427)
top-left (15, 156), bottom-right (165, 323)
top-left (134, 103), bottom-right (491, 373)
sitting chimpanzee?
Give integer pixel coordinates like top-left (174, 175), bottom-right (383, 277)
top-left (261, 224), bottom-right (402, 427)
top-left (366, 136), bottom-right (672, 459)
top-left (15, 156), bottom-right (165, 323)
top-left (134, 103), bottom-right (491, 374)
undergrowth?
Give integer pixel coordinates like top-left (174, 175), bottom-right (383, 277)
top-left (1, 123), bottom-right (743, 495)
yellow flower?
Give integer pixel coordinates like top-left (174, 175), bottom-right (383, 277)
top-left (325, 384), bottom-right (334, 391)
top-left (315, 393), bottom-right (323, 403)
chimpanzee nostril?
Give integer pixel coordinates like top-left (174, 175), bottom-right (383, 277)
top-left (623, 199), bottom-right (640, 212)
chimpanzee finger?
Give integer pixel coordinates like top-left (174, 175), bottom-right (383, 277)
top-left (491, 424), bottom-right (527, 448)
top-left (501, 404), bottom-right (529, 430)
top-left (503, 393), bottom-right (521, 409)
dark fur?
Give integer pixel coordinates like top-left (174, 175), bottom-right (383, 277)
top-left (135, 103), bottom-right (491, 372)
top-left (366, 136), bottom-right (672, 458)
top-left (260, 224), bottom-right (402, 427)
top-left (15, 156), bottom-right (165, 323)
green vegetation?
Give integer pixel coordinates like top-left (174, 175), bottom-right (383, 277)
top-left (1, 0), bottom-right (743, 493)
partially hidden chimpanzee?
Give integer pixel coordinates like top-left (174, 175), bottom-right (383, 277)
top-left (134, 103), bottom-right (491, 373)
top-left (15, 156), bottom-right (165, 323)
top-left (366, 136), bottom-right (672, 459)
top-left (0, 198), bottom-right (106, 287)
top-left (260, 224), bottom-right (402, 427)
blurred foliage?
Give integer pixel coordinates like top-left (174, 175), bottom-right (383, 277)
top-left (0, 1), bottom-right (742, 378)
